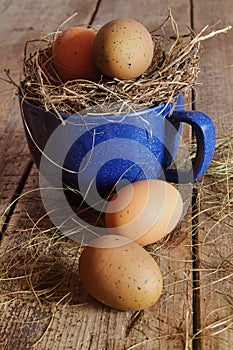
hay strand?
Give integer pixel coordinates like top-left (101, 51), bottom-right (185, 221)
top-left (0, 11), bottom-right (232, 349)
top-left (19, 12), bottom-right (231, 115)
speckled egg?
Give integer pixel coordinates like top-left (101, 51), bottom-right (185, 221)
top-left (105, 180), bottom-right (183, 246)
top-left (79, 235), bottom-right (163, 311)
top-left (93, 18), bottom-right (154, 79)
top-left (52, 27), bottom-right (101, 82)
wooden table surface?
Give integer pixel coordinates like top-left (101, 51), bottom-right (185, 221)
top-left (0, 1), bottom-right (232, 349)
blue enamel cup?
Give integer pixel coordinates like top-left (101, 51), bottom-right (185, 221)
top-left (19, 92), bottom-right (215, 198)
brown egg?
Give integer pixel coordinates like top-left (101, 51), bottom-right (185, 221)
top-left (105, 180), bottom-right (183, 246)
top-left (79, 235), bottom-right (163, 311)
top-left (93, 18), bottom-right (154, 79)
top-left (52, 27), bottom-right (101, 82)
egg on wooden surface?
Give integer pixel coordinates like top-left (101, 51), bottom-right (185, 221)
top-left (52, 27), bottom-right (101, 82)
top-left (105, 180), bottom-right (183, 246)
top-left (93, 18), bottom-right (154, 79)
top-left (79, 235), bottom-right (163, 311)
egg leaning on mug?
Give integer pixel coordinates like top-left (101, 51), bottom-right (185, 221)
top-left (52, 27), bottom-right (101, 82)
top-left (79, 235), bottom-right (163, 311)
top-left (105, 180), bottom-right (183, 246)
top-left (93, 18), bottom-right (154, 79)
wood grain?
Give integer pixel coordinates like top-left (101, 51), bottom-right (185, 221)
top-left (192, 1), bottom-right (233, 349)
top-left (0, 0), bottom-right (232, 349)
top-left (0, 0), bottom-right (99, 227)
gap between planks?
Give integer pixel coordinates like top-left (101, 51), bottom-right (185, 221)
top-left (0, 159), bottom-right (33, 237)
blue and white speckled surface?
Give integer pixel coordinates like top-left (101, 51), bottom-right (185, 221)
top-left (20, 92), bottom-right (215, 197)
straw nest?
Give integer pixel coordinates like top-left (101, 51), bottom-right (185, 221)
top-left (18, 12), bottom-right (231, 116)
top-left (0, 11), bottom-right (232, 349)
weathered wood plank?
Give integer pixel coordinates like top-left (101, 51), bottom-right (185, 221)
top-left (0, 0), bottom-right (99, 227)
top-left (0, 299), bottom-right (51, 350)
top-left (192, 1), bottom-right (233, 349)
top-left (0, 163), bottom-right (192, 350)
top-left (93, 0), bottom-right (191, 32)
top-left (1, 1), bottom-right (195, 350)
top-left (0, 1), bottom-right (101, 349)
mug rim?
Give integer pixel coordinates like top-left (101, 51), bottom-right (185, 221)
top-left (18, 92), bottom-right (180, 120)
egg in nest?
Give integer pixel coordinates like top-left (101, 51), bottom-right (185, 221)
top-left (52, 27), bottom-right (101, 82)
top-left (93, 18), bottom-right (154, 79)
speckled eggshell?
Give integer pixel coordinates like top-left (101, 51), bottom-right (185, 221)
top-left (105, 180), bottom-right (183, 246)
top-left (93, 18), bottom-right (154, 79)
top-left (79, 235), bottom-right (163, 311)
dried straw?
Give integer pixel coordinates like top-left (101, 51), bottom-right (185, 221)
top-left (0, 133), bottom-right (232, 347)
top-left (194, 134), bottom-right (233, 238)
top-left (19, 12), bottom-right (231, 115)
top-left (0, 11), bottom-right (232, 349)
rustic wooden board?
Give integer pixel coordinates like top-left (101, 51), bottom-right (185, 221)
top-left (192, 1), bottom-right (233, 349)
top-left (0, 1), bottom-right (194, 349)
top-left (93, 0), bottom-right (190, 32)
top-left (1, 0), bottom-right (232, 349)
top-left (0, 0), bottom-right (99, 228)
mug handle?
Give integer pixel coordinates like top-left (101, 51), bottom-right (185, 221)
top-left (164, 110), bottom-right (216, 183)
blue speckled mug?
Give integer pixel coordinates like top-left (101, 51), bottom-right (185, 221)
top-left (19, 92), bottom-right (215, 198)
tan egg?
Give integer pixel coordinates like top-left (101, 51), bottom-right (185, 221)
top-left (52, 27), bottom-right (101, 82)
top-left (105, 180), bottom-right (183, 246)
top-left (93, 18), bottom-right (154, 79)
top-left (79, 235), bottom-right (163, 311)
